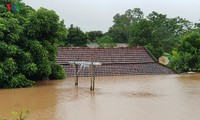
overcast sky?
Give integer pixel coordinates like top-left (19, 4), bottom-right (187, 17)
top-left (22, 0), bottom-right (200, 32)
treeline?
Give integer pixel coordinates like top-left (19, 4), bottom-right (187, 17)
top-left (107, 8), bottom-right (200, 72)
top-left (64, 8), bottom-right (200, 73)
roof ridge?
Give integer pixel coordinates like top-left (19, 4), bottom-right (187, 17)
top-left (143, 47), bottom-right (157, 62)
top-left (58, 46), bottom-right (145, 49)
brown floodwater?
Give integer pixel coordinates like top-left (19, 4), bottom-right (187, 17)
top-left (1, 74), bottom-right (200, 120)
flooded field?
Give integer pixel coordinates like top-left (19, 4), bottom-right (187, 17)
top-left (1, 74), bottom-right (200, 120)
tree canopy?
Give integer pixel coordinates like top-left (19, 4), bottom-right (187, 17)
top-left (108, 8), bottom-right (144, 43)
top-left (169, 29), bottom-right (200, 72)
top-left (95, 35), bottom-right (116, 48)
top-left (107, 8), bottom-right (193, 58)
top-left (86, 31), bottom-right (103, 42)
top-left (105, 8), bottom-right (200, 72)
top-left (66, 24), bottom-right (88, 47)
top-left (0, 0), bottom-right (67, 88)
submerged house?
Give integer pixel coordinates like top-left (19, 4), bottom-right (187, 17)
top-left (56, 47), bottom-right (175, 77)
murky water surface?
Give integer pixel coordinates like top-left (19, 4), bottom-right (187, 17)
top-left (1, 74), bottom-right (200, 120)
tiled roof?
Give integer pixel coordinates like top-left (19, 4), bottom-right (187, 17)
top-left (56, 47), bottom-right (175, 77)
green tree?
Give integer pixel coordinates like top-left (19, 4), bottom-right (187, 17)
top-left (66, 24), bottom-right (87, 47)
top-left (23, 7), bottom-right (67, 80)
top-left (95, 36), bottom-right (116, 48)
top-left (0, 7), bottom-right (35, 88)
top-left (128, 19), bottom-right (153, 46)
top-left (56, 20), bottom-right (68, 46)
top-left (0, 1), bottom-right (66, 88)
top-left (169, 29), bottom-right (200, 72)
top-left (108, 8), bottom-right (144, 43)
top-left (86, 31), bottom-right (103, 42)
top-left (148, 13), bottom-right (191, 52)
top-left (127, 10), bottom-right (193, 58)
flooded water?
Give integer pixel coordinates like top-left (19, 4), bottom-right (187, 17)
top-left (1, 74), bottom-right (200, 120)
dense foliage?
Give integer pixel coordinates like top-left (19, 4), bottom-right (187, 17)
top-left (107, 8), bottom-right (192, 58)
top-left (95, 35), bottom-right (116, 48)
top-left (105, 8), bottom-right (200, 72)
top-left (66, 24), bottom-right (87, 47)
top-left (0, 0), bottom-right (67, 88)
top-left (169, 29), bottom-right (200, 72)
top-left (67, 7), bottom-right (199, 73)
top-left (86, 31), bottom-right (103, 42)
top-left (108, 8), bottom-right (144, 43)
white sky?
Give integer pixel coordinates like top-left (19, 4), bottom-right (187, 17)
top-left (22, 0), bottom-right (200, 32)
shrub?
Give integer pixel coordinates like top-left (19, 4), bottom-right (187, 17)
top-left (9, 74), bottom-right (35, 88)
top-left (49, 63), bottom-right (66, 79)
top-left (95, 36), bottom-right (116, 48)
